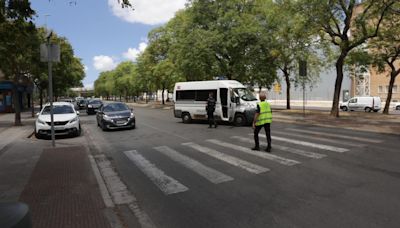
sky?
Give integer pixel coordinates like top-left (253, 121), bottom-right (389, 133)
top-left (31, 0), bottom-right (186, 89)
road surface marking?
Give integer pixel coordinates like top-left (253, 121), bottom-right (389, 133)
top-left (182, 142), bottom-right (269, 174)
top-left (274, 131), bottom-right (365, 147)
top-left (231, 136), bottom-right (326, 159)
top-left (286, 128), bottom-right (383, 143)
top-left (88, 155), bottom-right (115, 208)
top-left (253, 134), bottom-right (349, 153)
top-left (124, 150), bottom-right (189, 195)
top-left (154, 146), bottom-right (233, 184)
top-left (207, 139), bottom-right (300, 166)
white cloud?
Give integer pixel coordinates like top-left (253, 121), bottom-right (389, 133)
top-left (84, 65), bottom-right (89, 72)
top-left (93, 55), bottom-right (117, 72)
top-left (123, 42), bottom-right (148, 61)
top-left (108, 0), bottom-right (186, 25)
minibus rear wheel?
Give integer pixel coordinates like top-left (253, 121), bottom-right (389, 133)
top-left (182, 113), bottom-right (192, 124)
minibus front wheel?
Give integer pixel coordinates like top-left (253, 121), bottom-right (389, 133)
top-left (182, 113), bottom-right (192, 124)
top-left (234, 113), bottom-right (246, 126)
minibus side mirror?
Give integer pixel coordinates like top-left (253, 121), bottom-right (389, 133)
top-left (235, 97), bottom-right (240, 104)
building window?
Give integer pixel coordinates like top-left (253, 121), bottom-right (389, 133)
top-left (393, 85), bottom-right (398, 93)
top-left (378, 86), bottom-right (383, 93)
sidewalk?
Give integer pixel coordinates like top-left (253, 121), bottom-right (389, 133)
top-left (273, 109), bottom-right (400, 135)
top-left (18, 146), bottom-right (111, 228)
top-left (0, 111), bottom-right (114, 228)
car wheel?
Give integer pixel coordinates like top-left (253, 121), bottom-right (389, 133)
top-left (342, 106), bottom-right (348, 111)
top-left (75, 124), bottom-right (81, 137)
top-left (34, 131), bottom-right (42, 139)
top-left (182, 113), bottom-right (191, 124)
top-left (365, 107), bottom-right (372, 112)
top-left (234, 113), bottom-right (246, 126)
top-left (101, 122), bottom-right (107, 131)
top-left (396, 106), bottom-right (400, 110)
top-left (373, 110), bottom-right (378, 113)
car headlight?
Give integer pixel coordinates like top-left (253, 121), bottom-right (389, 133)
top-left (88, 105), bottom-right (93, 108)
top-left (103, 114), bottom-right (112, 121)
top-left (69, 117), bottom-right (79, 124)
top-left (37, 118), bottom-right (46, 125)
top-left (130, 112), bottom-right (135, 118)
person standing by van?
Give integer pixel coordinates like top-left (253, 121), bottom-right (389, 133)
top-left (206, 92), bottom-right (217, 128)
top-left (252, 92), bottom-right (272, 152)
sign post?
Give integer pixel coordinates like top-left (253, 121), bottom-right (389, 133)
top-left (40, 32), bottom-right (60, 147)
top-left (299, 60), bottom-right (307, 117)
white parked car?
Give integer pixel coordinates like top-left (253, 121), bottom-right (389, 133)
top-left (35, 102), bottom-right (81, 139)
top-left (340, 96), bottom-right (381, 112)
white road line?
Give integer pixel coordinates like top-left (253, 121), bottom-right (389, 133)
top-left (207, 139), bottom-right (300, 166)
top-left (231, 136), bottom-right (326, 159)
top-left (154, 146), bottom-right (233, 184)
top-left (88, 155), bottom-right (115, 208)
top-left (182, 142), bottom-right (269, 174)
top-left (286, 128), bottom-right (383, 143)
top-left (124, 150), bottom-right (189, 195)
top-left (274, 131), bottom-right (365, 147)
top-left (253, 134), bottom-right (349, 153)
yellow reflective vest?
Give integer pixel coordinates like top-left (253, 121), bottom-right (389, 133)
top-left (256, 101), bottom-right (272, 126)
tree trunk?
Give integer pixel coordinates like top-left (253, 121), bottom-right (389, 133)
top-left (383, 71), bottom-right (398, 114)
top-left (162, 88), bottom-right (165, 105)
top-left (283, 68), bottom-right (291, 110)
top-left (330, 53), bottom-right (347, 117)
top-left (39, 88), bottom-right (43, 110)
top-left (13, 78), bottom-right (22, 126)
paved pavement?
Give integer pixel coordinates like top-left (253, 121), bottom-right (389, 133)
top-left (1, 105), bottom-right (399, 228)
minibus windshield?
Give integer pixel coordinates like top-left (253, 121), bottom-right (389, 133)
top-left (234, 88), bottom-right (257, 101)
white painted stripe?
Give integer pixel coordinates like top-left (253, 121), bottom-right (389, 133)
top-left (287, 128), bottom-right (383, 143)
top-left (154, 146), bottom-right (233, 184)
top-left (124, 150), bottom-right (189, 195)
top-left (128, 203), bottom-right (158, 228)
top-left (275, 131), bottom-right (365, 147)
top-left (253, 134), bottom-right (349, 153)
top-left (88, 155), bottom-right (115, 208)
top-left (182, 142), bottom-right (269, 174)
top-left (231, 136), bottom-right (326, 159)
top-left (207, 139), bottom-right (300, 166)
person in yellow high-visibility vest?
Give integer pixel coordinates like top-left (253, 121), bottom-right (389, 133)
top-left (252, 92), bottom-right (272, 152)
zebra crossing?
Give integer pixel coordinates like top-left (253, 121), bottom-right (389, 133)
top-left (122, 128), bottom-right (382, 195)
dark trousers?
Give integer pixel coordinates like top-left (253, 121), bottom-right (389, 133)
top-left (254, 123), bottom-right (271, 148)
top-left (207, 111), bottom-right (217, 127)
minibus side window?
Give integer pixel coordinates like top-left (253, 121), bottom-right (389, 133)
top-left (195, 90), bottom-right (217, 101)
top-left (176, 90), bottom-right (195, 100)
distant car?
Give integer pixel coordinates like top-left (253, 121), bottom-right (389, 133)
top-left (340, 96), bottom-right (381, 112)
top-left (87, 99), bottom-right (103, 115)
top-left (96, 102), bottom-right (135, 131)
top-left (393, 102), bottom-right (400, 110)
top-left (77, 99), bottom-right (88, 110)
top-left (59, 98), bottom-right (74, 103)
top-left (35, 102), bottom-right (81, 139)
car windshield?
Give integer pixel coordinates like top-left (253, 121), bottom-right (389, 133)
top-left (103, 103), bottom-right (129, 112)
top-left (89, 100), bottom-right (102, 104)
top-left (41, 105), bottom-right (74, 115)
top-left (234, 88), bottom-right (257, 101)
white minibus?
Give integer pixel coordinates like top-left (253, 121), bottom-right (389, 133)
top-left (173, 80), bottom-right (259, 126)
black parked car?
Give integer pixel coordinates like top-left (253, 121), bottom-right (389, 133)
top-left (77, 99), bottom-right (88, 110)
top-left (86, 99), bottom-right (103, 115)
top-left (96, 102), bottom-right (135, 131)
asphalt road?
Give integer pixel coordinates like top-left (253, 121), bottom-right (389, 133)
top-left (79, 106), bottom-right (400, 228)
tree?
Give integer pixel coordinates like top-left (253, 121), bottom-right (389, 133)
top-left (368, 5), bottom-right (400, 114)
top-left (0, 0), bottom-right (36, 125)
top-left (264, 0), bottom-right (324, 109)
top-left (300, 0), bottom-right (396, 117)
